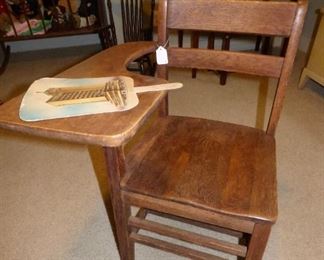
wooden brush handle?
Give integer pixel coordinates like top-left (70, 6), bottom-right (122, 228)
top-left (134, 83), bottom-right (183, 93)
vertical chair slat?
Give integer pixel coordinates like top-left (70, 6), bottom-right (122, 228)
top-left (125, 0), bottom-right (130, 40)
top-left (134, 0), bottom-right (139, 40)
top-left (130, 0), bottom-right (135, 40)
top-left (139, 0), bottom-right (144, 40)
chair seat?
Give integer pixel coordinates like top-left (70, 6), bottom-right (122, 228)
top-left (123, 116), bottom-right (277, 223)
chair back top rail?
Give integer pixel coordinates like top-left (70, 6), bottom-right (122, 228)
top-left (167, 0), bottom-right (297, 36)
top-left (157, 0), bottom-right (308, 136)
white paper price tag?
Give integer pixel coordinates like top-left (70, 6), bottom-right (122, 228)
top-left (156, 46), bottom-right (168, 65)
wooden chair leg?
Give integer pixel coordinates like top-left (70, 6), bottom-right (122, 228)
top-left (104, 147), bottom-right (134, 260)
top-left (191, 31), bottom-right (199, 78)
top-left (237, 233), bottom-right (251, 260)
top-left (99, 27), bottom-right (117, 49)
top-left (280, 37), bottom-right (289, 57)
top-left (0, 42), bottom-right (10, 103)
top-left (99, 29), bottom-right (108, 49)
top-left (0, 42), bottom-right (10, 75)
top-left (219, 72), bottom-right (228, 85)
top-left (261, 37), bottom-right (272, 55)
top-left (298, 68), bottom-right (309, 89)
top-left (178, 30), bottom-right (184, 48)
top-left (207, 32), bottom-right (215, 50)
top-left (139, 60), bottom-right (145, 75)
top-left (148, 61), bottom-right (155, 77)
top-left (124, 202), bottom-right (135, 260)
top-left (245, 223), bottom-right (272, 260)
top-left (219, 34), bottom-right (230, 85)
top-left (159, 95), bottom-right (169, 117)
top-left (255, 36), bottom-right (262, 51)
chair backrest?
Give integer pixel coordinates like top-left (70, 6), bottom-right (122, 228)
top-left (102, 0), bottom-right (118, 47)
top-left (157, 0), bottom-right (307, 136)
top-left (121, 0), bottom-right (156, 42)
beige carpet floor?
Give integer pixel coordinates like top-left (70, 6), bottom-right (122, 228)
top-left (0, 45), bottom-right (323, 260)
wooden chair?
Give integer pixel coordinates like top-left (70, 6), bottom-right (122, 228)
top-left (120, 0), bottom-right (156, 75)
top-left (118, 0), bottom-right (307, 259)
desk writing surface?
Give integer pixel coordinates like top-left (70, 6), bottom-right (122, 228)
top-left (0, 42), bottom-right (166, 147)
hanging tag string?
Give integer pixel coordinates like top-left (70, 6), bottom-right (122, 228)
top-left (156, 37), bottom-right (170, 49)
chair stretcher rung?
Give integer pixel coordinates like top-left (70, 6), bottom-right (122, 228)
top-left (129, 216), bottom-right (247, 257)
top-left (132, 208), bottom-right (148, 233)
top-left (123, 191), bottom-right (254, 234)
top-left (136, 208), bottom-right (148, 219)
top-left (147, 209), bottom-right (244, 238)
top-left (130, 232), bottom-right (226, 260)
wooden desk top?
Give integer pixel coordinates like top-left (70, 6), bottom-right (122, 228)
top-left (0, 42), bottom-right (167, 147)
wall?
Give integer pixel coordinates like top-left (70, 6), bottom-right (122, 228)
top-left (299, 0), bottom-right (323, 52)
top-left (5, 0), bottom-right (323, 53)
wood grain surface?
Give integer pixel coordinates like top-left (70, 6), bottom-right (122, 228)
top-left (0, 42), bottom-right (166, 147)
top-left (124, 116), bottom-right (277, 222)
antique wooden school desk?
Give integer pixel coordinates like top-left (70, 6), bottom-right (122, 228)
top-left (0, 42), bottom-right (165, 258)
